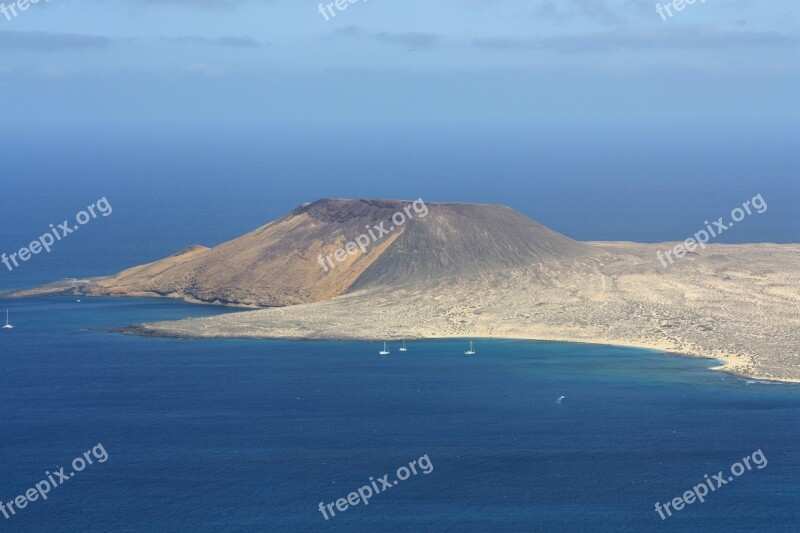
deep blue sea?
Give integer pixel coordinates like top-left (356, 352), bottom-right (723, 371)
top-left (0, 297), bottom-right (798, 532)
top-left (0, 130), bottom-right (798, 531)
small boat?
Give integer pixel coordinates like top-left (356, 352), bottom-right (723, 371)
top-left (379, 342), bottom-right (390, 356)
top-left (399, 341), bottom-right (407, 352)
top-left (3, 309), bottom-right (13, 329)
top-left (465, 340), bottom-right (475, 355)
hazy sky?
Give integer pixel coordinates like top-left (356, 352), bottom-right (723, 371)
top-left (1, 0), bottom-right (798, 131)
top-left (0, 0), bottom-right (798, 288)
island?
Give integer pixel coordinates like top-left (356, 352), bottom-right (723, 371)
top-left (5, 198), bottom-right (799, 383)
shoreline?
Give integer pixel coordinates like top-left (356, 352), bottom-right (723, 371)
top-left (116, 324), bottom-right (800, 385)
top-left (8, 239), bottom-right (799, 387)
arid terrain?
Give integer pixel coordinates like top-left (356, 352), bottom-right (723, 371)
top-left (7, 199), bottom-right (800, 383)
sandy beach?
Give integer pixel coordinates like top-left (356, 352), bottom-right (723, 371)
top-left (123, 240), bottom-right (800, 384)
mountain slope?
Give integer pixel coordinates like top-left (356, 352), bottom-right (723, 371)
top-left (6, 199), bottom-right (597, 307)
top-left (351, 202), bottom-right (591, 290)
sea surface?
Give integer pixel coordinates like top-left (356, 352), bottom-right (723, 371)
top-left (0, 297), bottom-right (798, 532)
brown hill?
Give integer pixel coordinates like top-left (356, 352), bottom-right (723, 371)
top-left (7, 198), bottom-right (596, 307)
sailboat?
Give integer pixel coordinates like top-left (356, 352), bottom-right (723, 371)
top-left (379, 342), bottom-right (390, 356)
top-left (464, 340), bottom-right (475, 355)
top-left (3, 309), bottom-right (13, 329)
top-left (399, 341), bottom-right (407, 352)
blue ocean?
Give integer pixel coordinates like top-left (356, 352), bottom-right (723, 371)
top-left (1, 132), bottom-right (799, 531)
top-left (0, 297), bottom-right (798, 532)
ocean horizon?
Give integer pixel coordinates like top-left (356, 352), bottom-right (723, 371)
top-left (1, 126), bottom-right (797, 293)
top-left (3, 1), bottom-right (799, 529)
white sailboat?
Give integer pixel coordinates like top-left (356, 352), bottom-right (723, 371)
top-left (3, 309), bottom-right (13, 329)
top-left (465, 340), bottom-right (475, 355)
top-left (399, 341), bottom-right (407, 352)
top-left (379, 342), bottom-right (390, 355)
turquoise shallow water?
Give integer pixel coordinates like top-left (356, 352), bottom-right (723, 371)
top-left (0, 296), bottom-right (798, 532)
